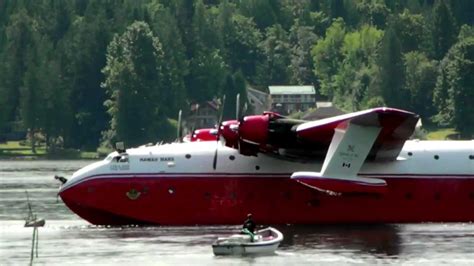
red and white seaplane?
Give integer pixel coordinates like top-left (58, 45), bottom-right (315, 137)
top-left (57, 107), bottom-right (474, 225)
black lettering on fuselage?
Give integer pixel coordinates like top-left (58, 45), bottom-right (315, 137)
top-left (139, 158), bottom-right (158, 162)
top-left (160, 157), bottom-right (174, 162)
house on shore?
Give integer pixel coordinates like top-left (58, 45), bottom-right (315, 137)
top-left (269, 85), bottom-right (316, 115)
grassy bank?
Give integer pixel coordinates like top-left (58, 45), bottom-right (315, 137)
top-left (0, 141), bottom-right (106, 160)
top-left (426, 128), bottom-right (459, 140)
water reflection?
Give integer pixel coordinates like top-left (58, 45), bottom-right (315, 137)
top-left (2, 160), bottom-right (474, 265)
top-left (279, 224), bottom-right (400, 257)
top-left (66, 223), bottom-right (401, 258)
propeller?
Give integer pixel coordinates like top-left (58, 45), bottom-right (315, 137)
top-left (212, 95), bottom-right (225, 170)
top-left (236, 93), bottom-right (240, 120)
top-left (176, 109), bottom-right (182, 142)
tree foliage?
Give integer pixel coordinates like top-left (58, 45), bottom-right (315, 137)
top-left (433, 28), bottom-right (474, 137)
top-left (377, 23), bottom-right (407, 109)
top-left (102, 21), bottom-right (171, 147)
top-left (0, 0), bottom-right (473, 150)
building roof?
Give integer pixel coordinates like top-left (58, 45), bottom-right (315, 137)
top-left (190, 100), bottom-right (219, 112)
top-left (247, 87), bottom-right (268, 97)
top-left (268, 85), bottom-right (315, 95)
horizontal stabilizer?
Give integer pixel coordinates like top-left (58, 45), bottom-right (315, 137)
top-left (291, 172), bottom-right (387, 195)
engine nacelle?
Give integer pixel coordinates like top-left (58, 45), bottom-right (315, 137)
top-left (188, 128), bottom-right (218, 142)
top-left (238, 115), bottom-right (270, 146)
top-left (220, 120), bottom-right (239, 148)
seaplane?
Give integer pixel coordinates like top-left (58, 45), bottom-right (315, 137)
top-left (56, 104), bottom-right (474, 225)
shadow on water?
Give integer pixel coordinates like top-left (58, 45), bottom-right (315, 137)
top-left (277, 224), bottom-right (401, 257)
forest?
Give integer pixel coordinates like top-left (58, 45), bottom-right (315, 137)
top-left (0, 0), bottom-right (473, 154)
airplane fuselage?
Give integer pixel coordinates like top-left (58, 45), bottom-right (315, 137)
top-left (59, 140), bottom-right (474, 225)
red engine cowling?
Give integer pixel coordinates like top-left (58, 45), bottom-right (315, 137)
top-left (188, 128), bottom-right (218, 142)
top-left (239, 115), bottom-right (270, 144)
top-left (220, 120), bottom-right (239, 148)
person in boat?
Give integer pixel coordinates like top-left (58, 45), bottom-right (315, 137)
top-left (241, 213), bottom-right (256, 241)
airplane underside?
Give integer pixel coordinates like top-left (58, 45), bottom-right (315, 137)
top-left (60, 174), bottom-right (474, 225)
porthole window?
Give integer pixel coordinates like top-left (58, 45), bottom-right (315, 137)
top-left (185, 154), bottom-right (191, 159)
top-left (255, 165), bottom-right (260, 170)
top-left (405, 192), bottom-right (413, 200)
top-left (168, 187), bottom-right (175, 194)
top-left (229, 155), bottom-right (235, 161)
top-left (469, 155), bottom-right (474, 160)
top-left (434, 155), bottom-right (439, 160)
top-left (408, 152), bottom-right (413, 156)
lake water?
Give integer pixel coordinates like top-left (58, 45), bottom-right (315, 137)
top-left (1, 160), bottom-right (474, 265)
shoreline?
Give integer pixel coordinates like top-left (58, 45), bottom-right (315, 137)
top-left (0, 141), bottom-right (109, 161)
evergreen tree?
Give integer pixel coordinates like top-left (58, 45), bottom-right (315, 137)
top-left (448, 0), bottom-right (474, 26)
top-left (312, 18), bottom-right (346, 98)
top-left (432, 0), bottom-right (457, 60)
top-left (60, 8), bottom-right (110, 149)
top-left (433, 31), bottom-right (474, 138)
top-left (0, 0), bottom-right (469, 147)
top-left (329, 0), bottom-right (347, 21)
top-left (403, 51), bottom-right (437, 119)
top-left (223, 14), bottom-right (263, 81)
top-left (20, 35), bottom-right (44, 153)
top-left (334, 25), bottom-right (383, 110)
top-left (256, 24), bottom-right (291, 85)
top-left (102, 21), bottom-right (170, 147)
top-left (289, 22), bottom-right (318, 86)
top-left (239, 0), bottom-right (277, 29)
top-left (356, 0), bottom-right (389, 28)
top-left (188, 49), bottom-right (227, 102)
top-left (149, 5), bottom-right (188, 118)
top-left (50, 0), bottom-right (71, 45)
top-left (2, 9), bottom-right (34, 126)
top-left (42, 58), bottom-right (71, 151)
top-left (377, 23), bottom-right (407, 109)
top-left (394, 10), bottom-right (428, 53)
top-left (172, 0), bottom-right (195, 58)
top-left (223, 71), bottom-right (248, 120)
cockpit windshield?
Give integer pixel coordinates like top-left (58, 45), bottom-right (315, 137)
top-left (104, 152), bottom-right (118, 161)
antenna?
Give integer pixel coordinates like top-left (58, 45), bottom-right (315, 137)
top-left (177, 109), bottom-right (182, 142)
top-left (236, 93), bottom-right (240, 120)
top-left (213, 95), bottom-right (226, 170)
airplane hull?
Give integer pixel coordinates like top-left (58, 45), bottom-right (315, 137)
top-left (59, 173), bottom-right (474, 225)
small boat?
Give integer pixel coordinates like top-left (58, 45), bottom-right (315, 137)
top-left (212, 227), bottom-right (283, 256)
top-left (24, 218), bottom-right (45, 227)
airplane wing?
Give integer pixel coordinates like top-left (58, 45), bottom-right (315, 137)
top-left (296, 107), bottom-right (419, 161)
top-left (292, 107), bottom-right (419, 195)
top-left (191, 107), bottom-right (419, 194)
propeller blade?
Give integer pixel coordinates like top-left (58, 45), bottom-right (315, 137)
top-left (177, 109), bottom-right (182, 142)
top-left (236, 93), bottom-right (240, 120)
top-left (213, 95), bottom-right (226, 170)
top-left (212, 142), bottom-right (218, 170)
top-left (218, 95), bottom-right (226, 125)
